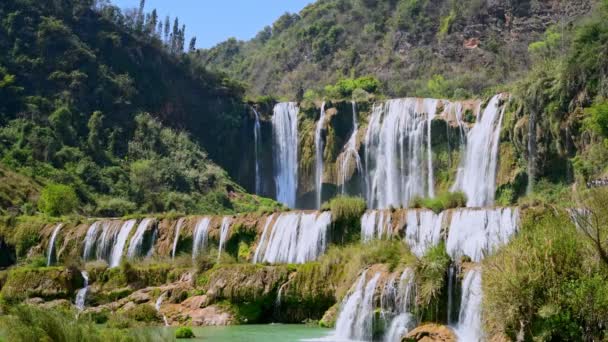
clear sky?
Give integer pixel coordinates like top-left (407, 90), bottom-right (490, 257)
top-left (110, 0), bottom-right (313, 49)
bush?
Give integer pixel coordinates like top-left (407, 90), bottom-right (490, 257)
top-left (411, 191), bottom-right (467, 213)
top-left (38, 184), bottom-right (79, 216)
top-left (175, 327), bottom-right (195, 339)
top-left (325, 196), bottom-right (366, 243)
top-left (123, 304), bottom-right (160, 323)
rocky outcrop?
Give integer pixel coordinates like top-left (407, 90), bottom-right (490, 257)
top-left (403, 324), bottom-right (457, 342)
top-left (1, 267), bottom-right (83, 303)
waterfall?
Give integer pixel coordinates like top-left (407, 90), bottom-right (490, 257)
top-left (452, 95), bottom-right (506, 207)
top-left (453, 269), bottom-right (483, 342)
top-left (156, 292), bottom-right (169, 326)
top-left (252, 215), bottom-right (275, 264)
top-left (192, 217), bottom-right (211, 259)
top-left (446, 208), bottom-right (519, 262)
top-left (315, 102), bottom-right (327, 209)
top-left (361, 210), bottom-right (392, 242)
top-left (109, 219), bottom-right (137, 268)
top-left (405, 210), bottom-right (444, 258)
top-left (334, 271), bottom-right (381, 341)
top-left (83, 222), bottom-right (100, 260)
top-left (447, 265), bottom-right (455, 325)
top-left (384, 268), bottom-right (416, 342)
top-left (96, 221), bottom-right (124, 262)
top-left (254, 211), bottom-right (331, 264)
top-left (75, 271), bottom-right (89, 311)
top-left (46, 223), bottom-right (63, 266)
top-left (171, 218), bottom-right (185, 259)
top-left (127, 218), bottom-right (155, 259)
top-left (217, 217), bottom-right (232, 261)
top-left (339, 101), bottom-right (363, 195)
top-left (364, 99), bottom-right (434, 209)
top-left (272, 102), bottom-right (299, 208)
top-left (253, 108), bottom-right (262, 195)
top-left (424, 99), bottom-right (438, 198)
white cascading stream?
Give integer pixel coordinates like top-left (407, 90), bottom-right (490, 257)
top-left (75, 271), bottom-right (89, 311)
top-left (171, 218), bottom-right (185, 259)
top-left (254, 211), bottom-right (331, 264)
top-left (334, 271), bottom-right (381, 341)
top-left (192, 217), bottom-right (211, 259)
top-left (405, 210), bottom-right (444, 258)
top-left (452, 95), bottom-right (505, 207)
top-left (361, 210), bottom-right (392, 242)
top-left (339, 101), bottom-right (363, 195)
top-left (47, 223), bottom-right (63, 266)
top-left (424, 100), bottom-right (438, 198)
top-left (364, 99), bottom-right (434, 209)
top-left (252, 215), bottom-right (274, 264)
top-left (127, 218), bottom-right (155, 259)
top-left (253, 108), bottom-right (262, 195)
top-left (446, 208), bottom-right (519, 262)
top-left (109, 219), bottom-right (137, 268)
top-left (217, 217), bottom-right (232, 261)
top-left (82, 221), bottom-right (101, 260)
top-left (156, 292), bottom-right (169, 326)
top-left (272, 102), bottom-right (299, 208)
top-left (315, 102), bottom-right (327, 209)
top-left (383, 268), bottom-right (416, 342)
top-left (453, 268), bottom-right (484, 342)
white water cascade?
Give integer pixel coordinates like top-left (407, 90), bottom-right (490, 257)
top-left (453, 268), bottom-right (484, 342)
top-left (109, 219), bottom-right (137, 268)
top-left (217, 217), bottom-right (232, 261)
top-left (254, 211), bottom-right (331, 264)
top-left (192, 217), bottom-right (211, 259)
top-left (339, 101), bottom-right (363, 195)
top-left (171, 218), bottom-right (185, 259)
top-left (383, 268), bottom-right (417, 342)
top-left (361, 210), bottom-right (393, 242)
top-left (334, 271), bottom-right (381, 341)
top-left (156, 292), bottom-right (169, 326)
top-left (252, 215), bottom-right (274, 264)
top-left (365, 99), bottom-right (436, 209)
top-left (75, 271), bottom-right (89, 311)
top-left (47, 223), bottom-right (63, 266)
top-left (315, 102), bottom-right (327, 209)
top-left (127, 218), bottom-right (155, 259)
top-left (446, 208), bottom-right (519, 262)
top-left (253, 108), bottom-right (262, 195)
top-left (452, 95), bottom-right (506, 207)
top-left (405, 210), bottom-right (444, 258)
top-left (272, 102), bottom-right (299, 208)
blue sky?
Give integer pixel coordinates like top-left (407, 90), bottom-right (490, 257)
top-left (110, 0), bottom-right (313, 49)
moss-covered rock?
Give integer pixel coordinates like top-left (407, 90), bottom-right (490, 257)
top-left (1, 266), bottom-right (83, 303)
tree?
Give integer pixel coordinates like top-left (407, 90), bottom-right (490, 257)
top-left (189, 37), bottom-right (197, 52)
top-left (164, 16), bottom-right (170, 43)
top-left (147, 9), bottom-right (158, 37)
top-left (136, 0), bottom-right (146, 32)
top-left (87, 111), bottom-right (104, 155)
top-left (572, 188), bottom-right (608, 266)
top-left (171, 17), bottom-right (179, 53)
top-left (38, 184), bottom-right (79, 216)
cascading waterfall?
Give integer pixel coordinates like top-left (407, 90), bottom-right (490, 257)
top-left (334, 271), bottom-right (381, 341)
top-left (127, 218), bottom-right (155, 259)
top-left (315, 102), bottom-right (327, 209)
top-left (171, 218), bottom-right (185, 259)
top-left (446, 208), bottom-right (519, 262)
top-left (447, 265), bottom-right (456, 325)
top-left (217, 217), bottom-right (232, 261)
top-left (365, 99), bottom-right (434, 209)
top-left (252, 215), bottom-right (274, 264)
top-left (272, 102), bottom-right (299, 208)
top-left (253, 108), bottom-right (262, 195)
top-left (424, 100), bottom-right (438, 198)
top-left (192, 217), bottom-right (211, 259)
top-left (47, 223), bottom-right (63, 266)
top-left (384, 268), bottom-right (416, 342)
top-left (75, 271), bottom-right (89, 311)
top-left (453, 268), bottom-right (483, 342)
top-left (339, 101), bottom-right (363, 195)
top-left (254, 211), bottom-right (331, 264)
top-left (109, 219), bottom-right (137, 268)
top-left (156, 292), bottom-right (169, 326)
top-left (361, 210), bottom-right (393, 242)
top-left (83, 221), bottom-right (101, 260)
top-left (405, 210), bottom-right (444, 258)
top-left (452, 95), bottom-right (506, 207)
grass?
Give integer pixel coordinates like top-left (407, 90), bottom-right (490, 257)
top-left (411, 191), bottom-right (467, 213)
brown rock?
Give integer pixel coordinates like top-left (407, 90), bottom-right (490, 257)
top-left (403, 324), bottom-right (457, 342)
top-left (181, 295), bottom-right (208, 309)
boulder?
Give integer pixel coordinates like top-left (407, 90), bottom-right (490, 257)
top-left (403, 324), bottom-right (457, 342)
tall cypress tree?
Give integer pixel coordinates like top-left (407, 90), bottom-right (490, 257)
top-left (164, 16), bottom-right (170, 44)
top-left (189, 37), bottom-right (197, 52)
top-left (136, 0), bottom-right (145, 32)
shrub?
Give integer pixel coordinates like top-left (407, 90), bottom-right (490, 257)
top-left (175, 327), bottom-right (195, 338)
top-left (415, 242), bottom-right (450, 308)
top-left (410, 191), bottom-right (467, 213)
top-left (325, 196), bottom-right (366, 243)
top-left (38, 184), bottom-right (79, 216)
top-left (123, 304), bottom-right (160, 323)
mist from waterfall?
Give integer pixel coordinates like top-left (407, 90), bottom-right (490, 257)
top-left (272, 102), bottom-right (299, 208)
top-left (452, 95), bottom-right (506, 207)
top-left (315, 102), bottom-right (327, 209)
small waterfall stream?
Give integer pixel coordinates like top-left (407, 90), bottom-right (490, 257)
top-left (192, 217), bottom-right (211, 259)
top-left (47, 223), bottom-right (63, 266)
top-left (156, 292), bottom-right (169, 326)
top-left (405, 210), bottom-right (444, 258)
top-left (127, 218), bottom-right (155, 259)
top-left (453, 268), bottom-right (483, 342)
top-left (253, 108), bottom-right (262, 195)
top-left (315, 102), bottom-right (327, 209)
top-left (109, 219), bottom-right (137, 267)
top-left (272, 102), bottom-right (299, 208)
top-left (334, 271), bottom-right (381, 341)
top-left (361, 210), bottom-right (392, 242)
top-left (75, 271), bottom-right (89, 311)
top-left (339, 101), bottom-right (363, 195)
top-left (217, 217), bottom-right (232, 261)
top-left (252, 215), bottom-right (274, 264)
top-left (171, 218), bottom-right (185, 259)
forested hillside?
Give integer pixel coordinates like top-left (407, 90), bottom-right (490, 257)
top-left (200, 0), bottom-right (592, 99)
top-left (0, 0), bottom-right (272, 217)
